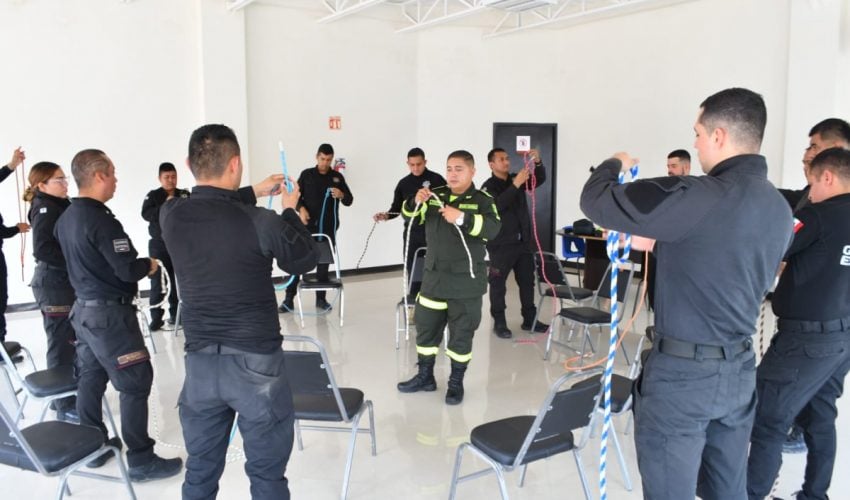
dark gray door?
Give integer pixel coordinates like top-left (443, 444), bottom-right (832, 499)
top-left (492, 123), bottom-right (557, 252)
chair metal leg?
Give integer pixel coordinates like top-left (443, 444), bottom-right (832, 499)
top-left (293, 419), bottom-right (304, 451)
top-left (39, 402), bottom-right (50, 423)
top-left (19, 346), bottom-right (38, 372)
top-left (531, 295), bottom-right (544, 332)
top-left (1, 368), bottom-right (21, 414)
top-left (138, 310), bottom-right (158, 354)
top-left (448, 443), bottom-right (467, 500)
top-left (544, 316), bottom-right (557, 360)
top-left (609, 416), bottom-right (633, 491)
top-left (340, 409), bottom-right (364, 500)
top-left (104, 398), bottom-right (120, 438)
top-left (366, 400), bottom-right (376, 456)
top-left (574, 450), bottom-right (593, 500)
top-left (112, 444), bottom-right (139, 499)
top-left (339, 288), bottom-right (345, 327)
top-left (15, 394), bottom-right (29, 423)
top-left (518, 463), bottom-right (528, 487)
top-left (405, 305), bottom-right (412, 341)
top-left (56, 471), bottom-right (71, 500)
top-left (174, 301), bottom-right (182, 337)
top-left (297, 289), bottom-right (305, 328)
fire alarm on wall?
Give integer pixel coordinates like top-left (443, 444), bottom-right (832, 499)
top-left (329, 116), bottom-right (342, 130)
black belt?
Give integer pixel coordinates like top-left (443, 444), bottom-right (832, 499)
top-left (76, 297), bottom-right (134, 307)
top-left (193, 344), bottom-right (254, 355)
top-left (658, 337), bottom-right (752, 360)
top-left (778, 317), bottom-right (850, 334)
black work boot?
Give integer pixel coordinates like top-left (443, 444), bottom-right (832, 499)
top-left (278, 295), bottom-right (295, 313)
top-left (492, 314), bottom-right (512, 339)
top-left (445, 361), bottom-right (467, 405)
top-left (397, 356), bottom-right (437, 393)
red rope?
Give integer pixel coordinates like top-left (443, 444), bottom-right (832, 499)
top-left (14, 161), bottom-right (27, 281)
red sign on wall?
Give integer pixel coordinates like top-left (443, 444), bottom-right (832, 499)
top-left (329, 116), bottom-right (342, 130)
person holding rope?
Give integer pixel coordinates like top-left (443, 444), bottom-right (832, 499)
top-left (55, 149), bottom-right (182, 479)
top-left (373, 147), bottom-right (445, 298)
top-left (141, 162), bottom-right (189, 331)
top-left (279, 143), bottom-right (353, 313)
top-left (580, 88), bottom-right (792, 499)
top-left (24, 161), bottom-right (77, 421)
top-left (481, 147), bottom-right (547, 339)
top-left (747, 147), bottom-right (850, 500)
top-left (0, 147), bottom-right (30, 345)
top-left (161, 124), bottom-right (317, 499)
top-left (397, 150), bottom-right (501, 405)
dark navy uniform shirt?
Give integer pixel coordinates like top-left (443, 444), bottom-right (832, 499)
top-left (385, 168), bottom-right (446, 236)
top-left (28, 191), bottom-right (71, 268)
top-left (772, 192), bottom-right (850, 321)
top-left (581, 155), bottom-right (792, 346)
top-left (141, 186), bottom-right (190, 241)
top-left (481, 162), bottom-right (546, 248)
top-left (160, 185), bottom-right (318, 354)
top-left (54, 197), bottom-right (151, 300)
top-left (297, 166), bottom-right (353, 236)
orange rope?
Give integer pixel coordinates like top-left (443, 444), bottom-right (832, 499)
top-left (14, 161), bottom-right (27, 281)
top-left (562, 249), bottom-right (650, 371)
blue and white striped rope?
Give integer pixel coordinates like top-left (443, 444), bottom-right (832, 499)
top-left (268, 142), bottom-right (296, 290)
top-left (599, 164), bottom-right (639, 500)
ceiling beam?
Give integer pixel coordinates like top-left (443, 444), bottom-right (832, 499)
top-left (318, 0), bottom-right (389, 23)
top-left (226, 0), bottom-right (258, 11)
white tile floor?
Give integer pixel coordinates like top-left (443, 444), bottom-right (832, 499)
top-left (2, 272), bottom-right (849, 499)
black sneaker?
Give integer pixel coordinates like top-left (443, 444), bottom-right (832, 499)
top-left (129, 455), bottom-right (183, 482)
top-left (493, 324), bottom-right (512, 339)
top-left (87, 437), bottom-right (123, 468)
top-left (148, 318), bottom-right (165, 331)
top-left (166, 317), bottom-right (176, 326)
top-left (782, 426), bottom-right (807, 454)
top-left (521, 321), bottom-right (549, 334)
top-left (278, 300), bottom-right (294, 313)
top-left (316, 299), bottom-right (333, 312)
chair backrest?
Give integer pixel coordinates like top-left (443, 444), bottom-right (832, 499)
top-left (407, 247), bottom-right (427, 294)
top-left (282, 335), bottom-right (351, 421)
top-left (534, 251), bottom-right (570, 289)
top-left (595, 261), bottom-right (635, 307)
top-left (0, 402), bottom-right (47, 475)
top-left (514, 367), bottom-right (603, 467)
top-left (560, 226), bottom-right (586, 258)
top-left (312, 233), bottom-right (341, 280)
top-left (0, 343), bottom-right (25, 386)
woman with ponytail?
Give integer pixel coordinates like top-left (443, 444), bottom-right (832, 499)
top-left (26, 161), bottom-right (77, 420)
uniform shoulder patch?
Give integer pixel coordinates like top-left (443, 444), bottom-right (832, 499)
top-left (113, 238), bottom-right (130, 253)
top-left (39, 207), bottom-right (48, 214)
top-left (333, 176), bottom-right (341, 184)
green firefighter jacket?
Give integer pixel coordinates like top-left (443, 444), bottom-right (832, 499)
top-left (402, 184), bottom-right (501, 299)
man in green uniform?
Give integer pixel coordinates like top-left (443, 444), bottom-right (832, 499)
top-left (397, 150), bottom-right (501, 405)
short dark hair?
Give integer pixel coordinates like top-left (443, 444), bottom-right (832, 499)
top-left (187, 124), bottom-right (241, 181)
top-left (809, 147), bottom-right (850, 182)
top-left (809, 118), bottom-right (850, 146)
top-left (667, 149), bottom-right (691, 162)
top-left (448, 150), bottom-right (475, 167)
top-left (487, 148), bottom-right (506, 163)
top-left (317, 143), bottom-right (334, 156)
top-left (699, 88), bottom-right (767, 152)
top-left (158, 162), bottom-right (176, 175)
top-left (70, 149), bottom-right (111, 189)
top-left (407, 147), bottom-right (425, 160)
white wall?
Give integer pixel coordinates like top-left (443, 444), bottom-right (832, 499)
top-left (0, 0), bottom-right (210, 304)
top-left (2, 0), bottom-right (847, 305)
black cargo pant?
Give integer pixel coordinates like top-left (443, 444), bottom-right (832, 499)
top-left (487, 242), bottom-right (536, 324)
top-left (180, 346), bottom-right (294, 500)
top-left (634, 339), bottom-right (756, 500)
top-left (747, 320), bottom-right (850, 500)
top-left (149, 240), bottom-right (178, 322)
top-left (71, 301), bottom-right (156, 467)
top-left (31, 262), bottom-right (76, 411)
top-left (0, 254), bottom-right (7, 343)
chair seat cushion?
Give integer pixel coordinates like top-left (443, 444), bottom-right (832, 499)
top-left (571, 374), bottom-right (634, 413)
top-left (300, 277), bottom-right (342, 290)
top-left (542, 285), bottom-right (593, 301)
top-left (0, 421), bottom-right (105, 473)
top-left (558, 307), bottom-right (610, 325)
top-left (293, 387), bottom-right (364, 422)
top-left (470, 416), bottom-right (575, 466)
top-left (24, 365), bottom-right (77, 397)
top-left (2, 341), bottom-right (22, 358)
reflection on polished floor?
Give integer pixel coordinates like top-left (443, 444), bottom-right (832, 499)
top-left (2, 272), bottom-right (849, 499)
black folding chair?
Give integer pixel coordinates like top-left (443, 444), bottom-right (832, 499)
top-left (545, 262), bottom-right (635, 364)
top-left (395, 246), bottom-right (426, 349)
top-left (0, 401), bottom-right (136, 500)
top-left (0, 342), bottom-right (118, 435)
top-left (531, 251), bottom-right (594, 331)
top-left (297, 233), bottom-right (344, 327)
top-left (282, 335), bottom-right (376, 500)
top-left (0, 341), bottom-right (38, 415)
